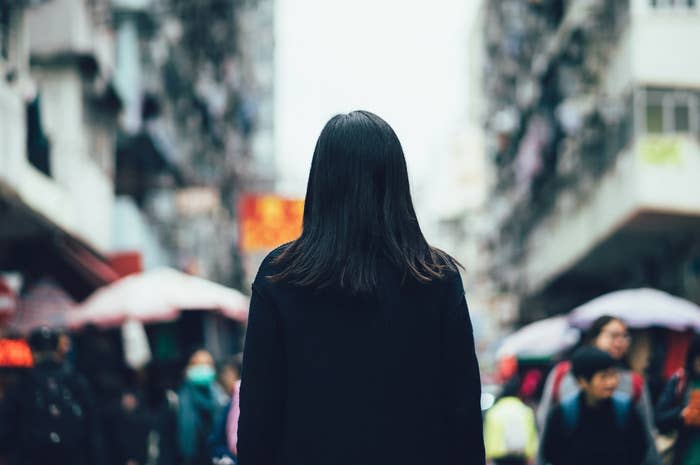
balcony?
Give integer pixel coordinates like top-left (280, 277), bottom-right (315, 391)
top-left (604, 1), bottom-right (700, 97)
top-left (523, 131), bottom-right (700, 296)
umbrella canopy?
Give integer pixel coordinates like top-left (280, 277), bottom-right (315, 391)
top-left (568, 288), bottom-right (700, 331)
top-left (70, 267), bottom-right (249, 328)
top-left (9, 279), bottom-right (75, 334)
top-left (496, 316), bottom-right (580, 360)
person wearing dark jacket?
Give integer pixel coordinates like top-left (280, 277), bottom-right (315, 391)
top-left (104, 388), bottom-right (153, 465)
top-left (0, 326), bottom-right (105, 465)
top-left (237, 111), bottom-right (485, 465)
top-left (541, 347), bottom-right (647, 465)
top-left (655, 335), bottom-right (700, 465)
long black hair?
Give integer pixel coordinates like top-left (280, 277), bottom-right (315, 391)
top-left (271, 110), bottom-right (460, 294)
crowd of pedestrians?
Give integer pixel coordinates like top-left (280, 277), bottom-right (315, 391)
top-left (0, 327), bottom-right (244, 465)
top-left (484, 315), bottom-right (700, 465)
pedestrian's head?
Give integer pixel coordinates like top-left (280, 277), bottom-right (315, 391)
top-left (185, 349), bottom-right (216, 387)
top-left (27, 326), bottom-right (59, 360)
top-left (270, 110), bottom-right (459, 294)
top-left (57, 330), bottom-right (72, 361)
top-left (585, 315), bottom-right (630, 361)
top-left (217, 354), bottom-right (242, 395)
top-left (685, 334), bottom-right (700, 378)
top-left (121, 388), bottom-right (140, 413)
top-left (499, 374), bottom-right (521, 399)
top-left (571, 347), bottom-right (619, 401)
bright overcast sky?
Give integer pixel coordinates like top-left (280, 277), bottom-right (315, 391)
top-left (274, 0), bottom-right (479, 214)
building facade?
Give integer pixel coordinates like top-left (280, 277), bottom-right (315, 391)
top-left (480, 0), bottom-right (700, 323)
top-left (1, 0), bottom-right (121, 312)
top-left (110, 0), bottom-right (274, 287)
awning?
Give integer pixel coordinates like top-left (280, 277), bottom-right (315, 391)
top-left (0, 188), bottom-right (120, 301)
top-left (55, 236), bottom-right (121, 287)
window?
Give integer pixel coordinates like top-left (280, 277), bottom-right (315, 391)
top-left (646, 103), bottom-right (663, 133)
top-left (650, 0), bottom-right (697, 8)
top-left (674, 103), bottom-right (691, 132)
top-left (641, 89), bottom-right (700, 135)
top-left (0, 6), bottom-right (10, 61)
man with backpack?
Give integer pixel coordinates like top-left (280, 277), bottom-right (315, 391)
top-left (0, 326), bottom-right (105, 465)
top-left (540, 347), bottom-right (648, 465)
top-left (536, 316), bottom-right (660, 465)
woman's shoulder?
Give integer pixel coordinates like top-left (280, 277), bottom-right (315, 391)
top-left (254, 243), bottom-right (292, 280)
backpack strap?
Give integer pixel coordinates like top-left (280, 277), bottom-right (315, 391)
top-left (560, 392), bottom-right (580, 434)
top-left (552, 361), bottom-right (572, 404)
top-left (561, 392), bottom-right (632, 433)
top-left (611, 392), bottom-right (633, 430)
top-left (631, 372), bottom-right (644, 404)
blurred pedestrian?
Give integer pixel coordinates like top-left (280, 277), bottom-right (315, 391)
top-left (484, 375), bottom-right (538, 465)
top-left (237, 111), bottom-right (485, 465)
top-left (208, 356), bottom-right (243, 465)
top-left (0, 326), bottom-right (105, 465)
top-left (541, 347), bottom-right (648, 465)
top-left (177, 349), bottom-right (226, 465)
top-left (104, 388), bottom-right (153, 465)
top-left (655, 334), bottom-right (700, 465)
top-left (214, 355), bottom-right (241, 404)
top-left (536, 316), bottom-right (659, 465)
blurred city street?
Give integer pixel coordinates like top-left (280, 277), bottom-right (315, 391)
top-left (1, 0), bottom-right (700, 464)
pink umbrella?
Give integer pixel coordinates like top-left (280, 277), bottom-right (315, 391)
top-left (497, 316), bottom-right (580, 359)
top-left (70, 268), bottom-right (249, 328)
top-left (10, 279), bottom-right (76, 334)
top-left (568, 288), bottom-right (700, 331)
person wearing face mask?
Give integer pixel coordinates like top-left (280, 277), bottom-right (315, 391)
top-left (177, 349), bottom-right (227, 465)
top-left (536, 316), bottom-right (660, 465)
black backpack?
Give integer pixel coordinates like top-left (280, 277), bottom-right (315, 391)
top-left (19, 367), bottom-right (90, 453)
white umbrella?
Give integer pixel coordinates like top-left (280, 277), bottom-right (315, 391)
top-left (70, 267), bottom-right (249, 329)
top-left (497, 316), bottom-right (580, 359)
top-left (568, 288), bottom-right (700, 331)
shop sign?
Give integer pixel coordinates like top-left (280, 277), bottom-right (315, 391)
top-left (238, 195), bottom-right (304, 252)
top-left (640, 136), bottom-right (682, 166)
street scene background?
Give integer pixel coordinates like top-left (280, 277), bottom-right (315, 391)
top-left (1, 0), bottom-right (700, 464)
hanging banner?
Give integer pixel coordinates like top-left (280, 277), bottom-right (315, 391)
top-left (238, 195), bottom-right (304, 253)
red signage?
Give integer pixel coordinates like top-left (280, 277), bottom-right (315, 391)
top-left (238, 195), bottom-right (304, 252)
top-left (0, 339), bottom-right (33, 367)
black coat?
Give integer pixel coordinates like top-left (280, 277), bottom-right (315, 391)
top-left (237, 248), bottom-right (485, 465)
top-left (0, 360), bottom-right (105, 465)
top-left (655, 373), bottom-right (698, 465)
